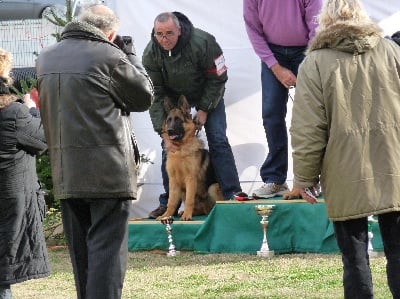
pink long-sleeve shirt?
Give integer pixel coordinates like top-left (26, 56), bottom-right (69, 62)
top-left (243, 0), bottom-right (322, 67)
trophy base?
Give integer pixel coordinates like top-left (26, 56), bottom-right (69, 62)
top-left (167, 250), bottom-right (180, 257)
top-left (368, 250), bottom-right (383, 258)
top-left (257, 250), bottom-right (274, 257)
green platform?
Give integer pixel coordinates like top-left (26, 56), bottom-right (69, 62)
top-left (128, 199), bottom-right (383, 254)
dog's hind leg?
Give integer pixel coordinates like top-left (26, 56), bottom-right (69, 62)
top-left (208, 183), bottom-right (224, 202)
top-left (193, 196), bottom-right (215, 215)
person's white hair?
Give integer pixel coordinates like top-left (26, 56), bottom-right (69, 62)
top-left (0, 48), bottom-right (17, 108)
top-left (78, 4), bottom-right (120, 35)
top-left (0, 48), bottom-right (13, 83)
top-left (318, 0), bottom-right (373, 31)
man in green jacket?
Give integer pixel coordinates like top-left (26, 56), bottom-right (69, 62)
top-left (143, 12), bottom-right (242, 218)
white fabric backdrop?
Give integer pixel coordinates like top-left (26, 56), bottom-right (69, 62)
top-left (106, 1), bottom-right (400, 218)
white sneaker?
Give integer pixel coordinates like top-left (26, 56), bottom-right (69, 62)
top-left (252, 182), bottom-right (289, 198)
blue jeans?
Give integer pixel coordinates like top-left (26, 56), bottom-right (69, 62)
top-left (333, 212), bottom-right (400, 299)
top-left (260, 44), bottom-right (306, 184)
top-left (158, 98), bottom-right (241, 205)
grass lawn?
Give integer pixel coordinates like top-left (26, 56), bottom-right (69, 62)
top-left (12, 248), bottom-right (391, 299)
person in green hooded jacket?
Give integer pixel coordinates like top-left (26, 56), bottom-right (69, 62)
top-left (142, 12), bottom-right (243, 218)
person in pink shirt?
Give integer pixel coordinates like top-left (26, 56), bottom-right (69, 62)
top-left (243, 0), bottom-right (322, 198)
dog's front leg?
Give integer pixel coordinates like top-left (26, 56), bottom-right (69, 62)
top-left (156, 188), bottom-right (181, 220)
top-left (180, 177), bottom-right (197, 221)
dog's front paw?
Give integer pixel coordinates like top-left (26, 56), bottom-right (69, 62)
top-left (180, 212), bottom-right (193, 221)
top-left (156, 207), bottom-right (177, 220)
top-left (156, 212), bottom-right (169, 221)
top-left (282, 187), bottom-right (302, 200)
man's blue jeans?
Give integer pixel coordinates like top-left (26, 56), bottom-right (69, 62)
top-left (260, 44), bottom-right (306, 184)
top-left (333, 212), bottom-right (400, 299)
top-left (158, 98), bottom-right (241, 205)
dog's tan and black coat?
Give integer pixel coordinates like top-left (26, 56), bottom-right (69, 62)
top-left (157, 95), bottom-right (223, 221)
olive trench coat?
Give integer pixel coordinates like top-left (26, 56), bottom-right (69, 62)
top-left (292, 23), bottom-right (400, 221)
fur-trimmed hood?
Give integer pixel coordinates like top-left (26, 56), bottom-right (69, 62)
top-left (307, 23), bottom-right (382, 55)
top-left (60, 21), bottom-right (114, 46)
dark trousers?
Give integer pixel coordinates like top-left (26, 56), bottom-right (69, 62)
top-left (333, 212), bottom-right (400, 299)
top-left (0, 285), bottom-right (11, 299)
top-left (60, 198), bottom-right (131, 299)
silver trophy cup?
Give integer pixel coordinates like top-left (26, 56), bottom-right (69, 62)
top-left (255, 205), bottom-right (275, 257)
top-left (160, 216), bottom-right (180, 257)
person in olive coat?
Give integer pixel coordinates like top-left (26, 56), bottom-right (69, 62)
top-left (0, 48), bottom-right (49, 299)
top-left (288, 0), bottom-right (400, 297)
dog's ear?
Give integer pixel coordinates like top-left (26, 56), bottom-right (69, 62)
top-left (178, 95), bottom-right (191, 115)
top-left (163, 97), bottom-right (174, 113)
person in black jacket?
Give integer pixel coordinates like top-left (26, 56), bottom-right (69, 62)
top-left (36, 4), bottom-right (153, 299)
top-left (0, 48), bottom-right (49, 299)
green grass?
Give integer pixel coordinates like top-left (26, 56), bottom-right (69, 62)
top-left (13, 249), bottom-right (391, 299)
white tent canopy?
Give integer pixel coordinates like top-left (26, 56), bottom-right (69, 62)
top-left (106, 1), bottom-right (400, 218)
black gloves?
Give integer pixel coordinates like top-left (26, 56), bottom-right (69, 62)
top-left (114, 35), bottom-right (136, 55)
top-left (114, 35), bottom-right (146, 72)
top-left (392, 31), bottom-right (400, 46)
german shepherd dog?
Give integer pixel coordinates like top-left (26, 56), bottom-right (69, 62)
top-left (157, 95), bottom-right (223, 221)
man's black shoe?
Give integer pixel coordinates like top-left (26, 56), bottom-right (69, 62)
top-left (148, 205), bottom-right (167, 219)
top-left (148, 205), bottom-right (180, 219)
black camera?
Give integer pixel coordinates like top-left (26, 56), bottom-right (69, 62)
top-left (120, 35), bottom-right (135, 55)
top-left (122, 35), bottom-right (132, 45)
top-left (114, 35), bottom-right (135, 55)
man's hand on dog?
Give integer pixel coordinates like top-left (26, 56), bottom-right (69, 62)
top-left (283, 185), bottom-right (320, 204)
top-left (193, 110), bottom-right (208, 128)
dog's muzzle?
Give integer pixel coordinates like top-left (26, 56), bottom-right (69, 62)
top-left (167, 128), bottom-right (184, 140)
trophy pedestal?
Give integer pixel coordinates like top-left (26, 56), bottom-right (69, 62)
top-left (167, 249), bottom-right (180, 257)
top-left (368, 250), bottom-right (380, 258)
top-left (257, 250), bottom-right (274, 257)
